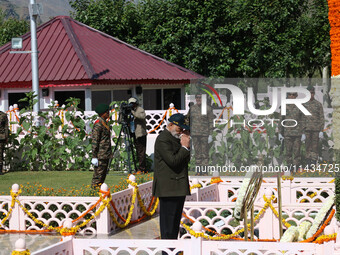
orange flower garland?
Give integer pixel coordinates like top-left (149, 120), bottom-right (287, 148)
top-left (328, 0), bottom-right (340, 76)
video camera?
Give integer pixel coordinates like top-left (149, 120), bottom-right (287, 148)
top-left (118, 102), bottom-right (134, 124)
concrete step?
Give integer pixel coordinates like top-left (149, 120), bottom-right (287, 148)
top-left (110, 216), bottom-right (160, 239)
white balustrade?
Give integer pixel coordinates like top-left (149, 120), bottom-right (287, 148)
top-left (184, 176), bottom-right (336, 240)
top-left (2, 177), bottom-right (334, 238)
top-left (1, 181), bottom-right (155, 235)
top-left (7, 106), bottom-right (333, 137)
top-left (5, 176), bottom-right (338, 254)
top-left (26, 237), bottom-right (335, 255)
top-left (31, 239), bottom-right (73, 255)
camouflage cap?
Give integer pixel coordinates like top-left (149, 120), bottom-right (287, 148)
top-left (287, 92), bottom-right (298, 96)
top-left (95, 104), bottom-right (110, 114)
top-left (307, 85), bottom-right (315, 92)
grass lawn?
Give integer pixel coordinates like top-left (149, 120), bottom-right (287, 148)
top-left (0, 171), bottom-right (153, 196)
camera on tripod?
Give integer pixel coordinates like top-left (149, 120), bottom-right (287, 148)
top-left (109, 101), bottom-right (137, 174)
top-left (118, 102), bottom-right (134, 124)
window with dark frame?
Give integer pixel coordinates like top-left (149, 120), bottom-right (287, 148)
top-left (8, 92), bottom-right (29, 110)
top-left (143, 89), bottom-right (162, 110)
top-left (54, 91), bottom-right (85, 110)
top-left (163, 88), bottom-right (181, 110)
top-left (91, 91), bottom-right (111, 111)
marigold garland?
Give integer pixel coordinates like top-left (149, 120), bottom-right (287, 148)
top-left (14, 193), bottom-right (111, 235)
top-left (313, 233), bottom-right (337, 244)
top-left (328, 0), bottom-right (340, 76)
top-left (108, 179), bottom-right (159, 228)
top-left (300, 179), bottom-right (334, 203)
top-left (11, 250), bottom-right (30, 255)
top-left (300, 209), bottom-right (335, 243)
top-left (137, 192), bottom-right (159, 216)
top-left (190, 184), bottom-right (202, 191)
top-left (107, 187), bottom-right (137, 228)
top-left (1, 189), bottom-right (21, 227)
top-left (181, 195), bottom-right (275, 240)
top-left (181, 194), bottom-right (332, 243)
top-left (147, 107), bottom-right (179, 134)
top-left (281, 176), bottom-right (294, 181)
top-left (263, 196), bottom-right (291, 228)
top-left (1, 178), bottom-right (159, 235)
top-left (210, 177), bottom-right (223, 184)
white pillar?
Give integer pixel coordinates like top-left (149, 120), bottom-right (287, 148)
top-left (96, 183), bottom-right (111, 235)
top-left (85, 88), bottom-right (91, 111)
top-left (29, 0), bottom-right (40, 113)
top-left (128, 175), bottom-right (139, 222)
top-left (62, 219), bottom-right (75, 241)
top-left (13, 238), bottom-right (27, 252)
top-left (258, 189), bottom-right (275, 239)
top-left (323, 66), bottom-right (330, 107)
top-left (9, 184), bottom-right (25, 231)
top-left (190, 222), bottom-right (203, 255)
top-left (191, 178), bottom-right (200, 202)
top-left (181, 86), bottom-right (185, 110)
top-left (3, 89), bottom-right (8, 112)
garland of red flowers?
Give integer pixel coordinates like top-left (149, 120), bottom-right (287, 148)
top-left (328, 0), bottom-right (340, 76)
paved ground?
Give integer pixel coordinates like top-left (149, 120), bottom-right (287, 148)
top-left (3, 216), bottom-right (161, 254)
top-left (1, 233), bottom-right (62, 254)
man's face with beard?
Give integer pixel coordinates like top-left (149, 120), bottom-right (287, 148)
top-left (168, 123), bottom-right (183, 139)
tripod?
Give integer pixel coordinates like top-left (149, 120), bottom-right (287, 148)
top-left (108, 120), bottom-right (138, 174)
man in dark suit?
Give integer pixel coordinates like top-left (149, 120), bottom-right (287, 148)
top-left (152, 113), bottom-right (190, 243)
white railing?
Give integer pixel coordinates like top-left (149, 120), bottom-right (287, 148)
top-left (6, 176), bottom-right (339, 254)
top-left (6, 104), bottom-right (333, 159)
top-left (189, 176), bottom-right (335, 203)
top-left (6, 104), bottom-right (187, 155)
top-left (32, 239), bottom-right (73, 255)
top-left (2, 177), bottom-right (335, 238)
top-left (7, 104), bottom-right (334, 137)
top-left (183, 176), bottom-right (336, 239)
top-left (27, 237), bottom-right (336, 255)
top-left (2, 181), bottom-right (154, 235)
top-left (7, 103), bottom-right (186, 136)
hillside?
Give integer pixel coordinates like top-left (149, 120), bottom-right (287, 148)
top-left (0, 0), bottom-right (73, 23)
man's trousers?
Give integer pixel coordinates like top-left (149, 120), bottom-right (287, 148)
top-left (159, 196), bottom-right (186, 239)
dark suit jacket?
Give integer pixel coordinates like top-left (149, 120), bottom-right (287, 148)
top-left (152, 129), bottom-right (191, 197)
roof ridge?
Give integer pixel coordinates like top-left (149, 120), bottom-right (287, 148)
top-left (60, 17), bottom-right (96, 79)
top-left (69, 17), bottom-right (204, 79)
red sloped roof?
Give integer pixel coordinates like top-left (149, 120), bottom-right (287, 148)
top-left (0, 16), bottom-right (203, 88)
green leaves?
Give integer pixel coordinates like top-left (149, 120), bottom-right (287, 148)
top-left (7, 92), bottom-right (93, 171)
top-left (70, 0), bottom-right (330, 78)
top-left (0, 9), bottom-right (29, 46)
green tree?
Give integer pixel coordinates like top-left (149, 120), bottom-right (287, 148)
top-left (0, 10), bottom-right (29, 47)
top-left (70, 0), bottom-right (141, 45)
top-left (69, 0), bottom-right (331, 79)
top-left (297, 0), bottom-right (331, 78)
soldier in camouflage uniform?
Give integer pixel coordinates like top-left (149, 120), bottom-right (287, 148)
top-left (303, 86), bottom-right (325, 165)
top-left (279, 92), bottom-right (306, 167)
top-left (0, 111), bottom-right (8, 175)
top-left (186, 94), bottom-right (214, 175)
top-left (91, 104), bottom-right (112, 188)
